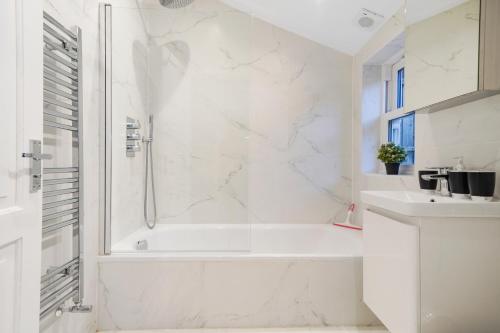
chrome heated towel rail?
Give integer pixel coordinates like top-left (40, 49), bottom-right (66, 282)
top-left (40, 11), bottom-right (92, 320)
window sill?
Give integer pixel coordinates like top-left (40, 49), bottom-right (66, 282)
top-left (363, 172), bottom-right (415, 178)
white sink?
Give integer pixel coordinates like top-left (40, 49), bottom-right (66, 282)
top-left (361, 190), bottom-right (500, 217)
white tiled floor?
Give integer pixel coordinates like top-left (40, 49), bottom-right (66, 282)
top-left (98, 327), bottom-right (388, 333)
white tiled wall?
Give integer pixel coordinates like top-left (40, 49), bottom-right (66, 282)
top-left (360, 65), bottom-right (383, 175)
top-left (109, 3), bottom-right (151, 245)
top-left (415, 94), bottom-right (500, 194)
top-left (108, 0), bottom-right (354, 243)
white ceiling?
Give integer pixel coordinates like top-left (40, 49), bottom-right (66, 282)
top-left (220, 0), bottom-right (404, 55)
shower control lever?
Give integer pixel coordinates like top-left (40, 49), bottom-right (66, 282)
top-left (126, 118), bottom-right (141, 129)
top-left (126, 142), bottom-right (141, 156)
top-left (127, 131), bottom-right (141, 140)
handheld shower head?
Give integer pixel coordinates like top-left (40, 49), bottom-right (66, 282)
top-left (143, 115), bottom-right (154, 143)
top-left (143, 114), bottom-right (157, 229)
top-left (159, 0), bottom-right (194, 9)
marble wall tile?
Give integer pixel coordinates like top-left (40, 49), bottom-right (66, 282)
top-left (110, 4), bottom-right (151, 245)
top-left (97, 259), bottom-right (379, 330)
top-left (415, 94), bottom-right (500, 197)
top-left (120, 0), bottom-right (356, 228)
top-left (361, 66), bottom-right (383, 174)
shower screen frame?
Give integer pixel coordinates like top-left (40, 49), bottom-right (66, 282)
top-left (100, 3), bottom-right (112, 255)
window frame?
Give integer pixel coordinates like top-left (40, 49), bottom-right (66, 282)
top-left (380, 53), bottom-right (415, 174)
top-left (392, 58), bottom-right (405, 110)
top-left (388, 112), bottom-right (415, 166)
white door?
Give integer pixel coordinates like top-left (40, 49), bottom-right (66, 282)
top-left (0, 0), bottom-right (43, 332)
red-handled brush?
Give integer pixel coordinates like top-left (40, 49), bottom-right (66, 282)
top-left (333, 203), bottom-right (362, 231)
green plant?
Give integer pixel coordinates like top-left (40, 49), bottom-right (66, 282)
top-left (377, 142), bottom-right (407, 163)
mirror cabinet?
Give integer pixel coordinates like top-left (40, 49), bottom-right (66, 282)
top-left (405, 0), bottom-right (500, 112)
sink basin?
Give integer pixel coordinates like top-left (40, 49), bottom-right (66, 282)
top-left (361, 190), bottom-right (500, 217)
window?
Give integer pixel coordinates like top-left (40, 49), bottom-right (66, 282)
top-left (396, 67), bottom-right (404, 109)
top-left (386, 57), bottom-right (405, 113)
top-left (388, 112), bottom-right (415, 165)
top-left (382, 56), bottom-right (415, 167)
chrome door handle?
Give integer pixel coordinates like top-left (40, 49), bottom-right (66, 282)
top-left (21, 140), bottom-right (51, 192)
top-left (21, 152), bottom-right (52, 161)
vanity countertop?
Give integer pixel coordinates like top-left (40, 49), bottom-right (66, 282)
top-left (361, 190), bottom-right (500, 218)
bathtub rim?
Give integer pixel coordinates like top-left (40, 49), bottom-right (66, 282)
top-left (97, 253), bottom-right (363, 263)
top-left (109, 223), bottom-right (363, 258)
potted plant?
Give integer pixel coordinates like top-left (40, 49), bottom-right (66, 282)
top-left (377, 142), bottom-right (407, 175)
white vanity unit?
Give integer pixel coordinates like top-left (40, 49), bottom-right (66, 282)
top-left (361, 191), bottom-right (500, 333)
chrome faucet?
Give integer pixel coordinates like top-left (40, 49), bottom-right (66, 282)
top-left (421, 167), bottom-right (452, 196)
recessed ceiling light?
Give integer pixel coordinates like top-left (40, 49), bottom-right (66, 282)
top-left (359, 15), bottom-right (375, 28)
top-left (355, 8), bottom-right (384, 30)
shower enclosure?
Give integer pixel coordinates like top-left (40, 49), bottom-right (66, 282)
top-left (97, 1), bottom-right (373, 330)
top-left (102, 0), bottom-right (252, 253)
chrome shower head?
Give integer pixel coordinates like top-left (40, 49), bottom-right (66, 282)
top-left (159, 0), bottom-right (194, 9)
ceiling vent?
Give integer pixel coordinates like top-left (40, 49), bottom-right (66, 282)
top-left (355, 8), bottom-right (384, 30)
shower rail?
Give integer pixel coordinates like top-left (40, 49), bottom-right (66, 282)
top-left (41, 11), bottom-right (91, 320)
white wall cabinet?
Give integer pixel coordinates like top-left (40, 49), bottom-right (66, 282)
top-left (405, 0), bottom-right (500, 112)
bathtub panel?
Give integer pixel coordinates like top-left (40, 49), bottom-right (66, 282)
top-left (97, 259), bottom-right (379, 330)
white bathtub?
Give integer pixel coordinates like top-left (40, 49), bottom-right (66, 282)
top-left (97, 224), bottom-right (378, 331)
top-left (109, 224), bottom-right (362, 258)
